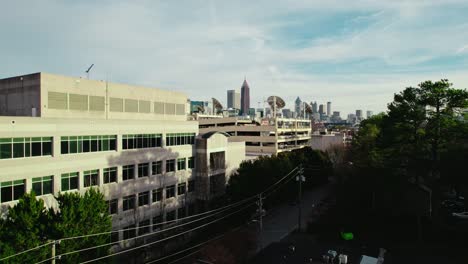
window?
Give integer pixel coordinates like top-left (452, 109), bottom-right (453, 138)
top-left (123, 225), bottom-right (136, 239)
top-left (0, 137), bottom-right (52, 160)
top-left (188, 157), bottom-right (194, 169)
top-left (61, 172), bottom-right (78, 191)
top-left (138, 191), bottom-right (149, 206)
top-left (138, 163), bottom-right (149, 178)
top-left (178, 207), bottom-right (186, 219)
top-left (0, 180), bottom-right (25, 203)
top-left (108, 199), bottom-right (118, 215)
top-left (152, 161), bottom-right (162, 175)
top-left (210, 151), bottom-right (226, 170)
top-left (152, 188), bottom-right (163, 203)
top-left (166, 159), bottom-right (175, 173)
top-left (177, 158), bottom-right (186, 171)
top-left (103, 167), bottom-right (117, 184)
top-left (177, 183), bottom-right (186, 196)
top-left (83, 170), bottom-right (99, 187)
top-left (166, 210), bottom-right (176, 221)
top-left (166, 185), bottom-right (175, 198)
top-left (123, 195), bottom-right (135, 211)
top-left (188, 180), bottom-right (195, 193)
top-left (123, 165), bottom-right (135, 181)
top-left (32, 176), bottom-right (53, 196)
top-left (122, 134), bottom-right (162, 150)
top-left (138, 220), bottom-right (150, 235)
top-left (165, 133), bottom-right (195, 146)
top-left (153, 215), bottom-right (162, 230)
top-left (60, 135), bottom-right (116, 154)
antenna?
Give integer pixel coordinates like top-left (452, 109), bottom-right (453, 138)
top-left (85, 64), bottom-right (94, 79)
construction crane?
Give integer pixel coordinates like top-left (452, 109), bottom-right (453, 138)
top-left (85, 64), bottom-right (94, 79)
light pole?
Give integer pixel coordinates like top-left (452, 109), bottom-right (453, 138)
top-left (296, 165), bottom-right (305, 232)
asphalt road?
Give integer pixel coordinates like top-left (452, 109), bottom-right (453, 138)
top-left (257, 183), bottom-right (334, 252)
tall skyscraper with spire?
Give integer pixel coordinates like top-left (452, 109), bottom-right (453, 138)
top-left (240, 77), bottom-right (250, 115)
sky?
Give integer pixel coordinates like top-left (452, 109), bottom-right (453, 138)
top-left (2, 0), bottom-right (468, 116)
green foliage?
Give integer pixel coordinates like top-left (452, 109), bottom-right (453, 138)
top-left (0, 192), bottom-right (51, 263)
top-left (0, 189), bottom-right (111, 264)
top-left (51, 188), bottom-right (112, 263)
top-left (226, 147), bottom-right (331, 207)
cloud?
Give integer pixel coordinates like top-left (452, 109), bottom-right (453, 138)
top-left (1, 0), bottom-right (468, 115)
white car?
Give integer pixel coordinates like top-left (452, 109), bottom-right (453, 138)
top-left (452, 212), bottom-right (468, 219)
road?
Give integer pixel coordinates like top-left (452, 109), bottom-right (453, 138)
top-left (257, 183), bottom-right (334, 252)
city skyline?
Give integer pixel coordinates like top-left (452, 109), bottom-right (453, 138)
top-left (1, 1), bottom-right (468, 115)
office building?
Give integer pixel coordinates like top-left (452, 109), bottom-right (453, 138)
top-left (311, 101), bottom-right (318, 114)
top-left (240, 79), bottom-right (250, 115)
top-left (227, 90), bottom-right (240, 110)
top-left (295, 97), bottom-right (302, 117)
top-left (356, 110), bottom-right (363, 118)
top-left (319, 104), bottom-right (324, 115)
top-left (366, 110), bottom-right (373, 118)
top-left (0, 72), bottom-right (245, 247)
top-left (327, 102), bottom-right (331, 116)
top-left (282, 108), bottom-right (292, 118)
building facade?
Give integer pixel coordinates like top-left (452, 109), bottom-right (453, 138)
top-left (240, 79), bottom-right (250, 116)
top-left (227, 90), bottom-right (240, 110)
top-left (0, 72), bottom-right (244, 247)
top-left (197, 116), bottom-right (311, 157)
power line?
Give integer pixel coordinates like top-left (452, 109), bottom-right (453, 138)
top-left (56, 197), bottom-right (254, 260)
top-left (0, 241), bottom-right (54, 262)
top-left (9, 167), bottom-right (299, 262)
top-left (78, 201), bottom-right (257, 264)
top-left (148, 226), bottom-right (244, 264)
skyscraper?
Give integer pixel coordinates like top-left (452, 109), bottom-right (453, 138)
top-left (295, 97), bottom-right (302, 117)
top-left (240, 78), bottom-right (250, 115)
top-left (327, 102), bottom-right (331, 116)
top-left (311, 101), bottom-right (318, 113)
top-left (366, 110), bottom-right (373, 118)
top-left (319, 104), bottom-right (324, 115)
top-left (227, 90), bottom-right (240, 109)
top-left (356, 110), bottom-right (363, 118)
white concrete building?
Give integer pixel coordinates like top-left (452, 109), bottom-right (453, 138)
top-left (310, 132), bottom-right (346, 151)
top-left (0, 72), bottom-right (244, 245)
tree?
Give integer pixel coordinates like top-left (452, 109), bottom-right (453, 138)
top-left (51, 188), bottom-right (112, 263)
top-left (0, 189), bottom-right (111, 264)
top-left (0, 193), bottom-right (51, 263)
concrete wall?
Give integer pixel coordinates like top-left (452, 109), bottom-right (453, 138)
top-left (0, 73), bottom-right (41, 117)
top-left (0, 116), bottom-right (197, 233)
top-left (310, 133), bottom-right (345, 151)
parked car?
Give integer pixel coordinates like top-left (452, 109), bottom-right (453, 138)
top-left (452, 212), bottom-right (468, 220)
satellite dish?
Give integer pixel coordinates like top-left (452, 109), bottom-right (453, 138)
top-left (212, 98), bottom-right (223, 110)
top-left (304, 102), bottom-right (312, 114)
top-left (196, 105), bottom-right (205, 113)
top-left (267, 96), bottom-right (285, 109)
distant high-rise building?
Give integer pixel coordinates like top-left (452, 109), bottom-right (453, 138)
top-left (366, 110), bottom-right (373, 118)
top-left (319, 104), bottom-right (324, 115)
top-left (295, 97), bottom-right (302, 117)
top-left (356, 110), bottom-right (363, 118)
top-left (311, 101), bottom-right (318, 113)
top-left (332, 111), bottom-right (340, 118)
top-left (227, 90), bottom-right (240, 109)
top-left (327, 102), bottom-right (331, 116)
top-left (282, 108), bottom-right (292, 118)
top-left (240, 78), bottom-right (250, 115)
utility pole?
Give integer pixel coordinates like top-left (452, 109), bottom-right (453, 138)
top-left (257, 193), bottom-right (264, 231)
top-left (296, 165), bottom-right (305, 232)
top-left (51, 240), bottom-right (60, 264)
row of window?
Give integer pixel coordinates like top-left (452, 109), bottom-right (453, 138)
top-left (165, 133), bottom-right (196, 146)
top-left (0, 133), bottom-right (196, 160)
top-left (61, 135), bottom-right (117, 154)
top-left (110, 181), bottom-right (194, 215)
top-left (0, 157), bottom-right (195, 203)
top-left (0, 137), bottom-right (52, 160)
top-left (121, 203), bottom-right (196, 240)
top-left (122, 134), bottom-right (162, 150)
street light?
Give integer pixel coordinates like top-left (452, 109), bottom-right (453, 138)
top-left (296, 165), bottom-right (305, 231)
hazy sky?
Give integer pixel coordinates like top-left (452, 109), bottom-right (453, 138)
top-left (2, 0), bottom-right (468, 115)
